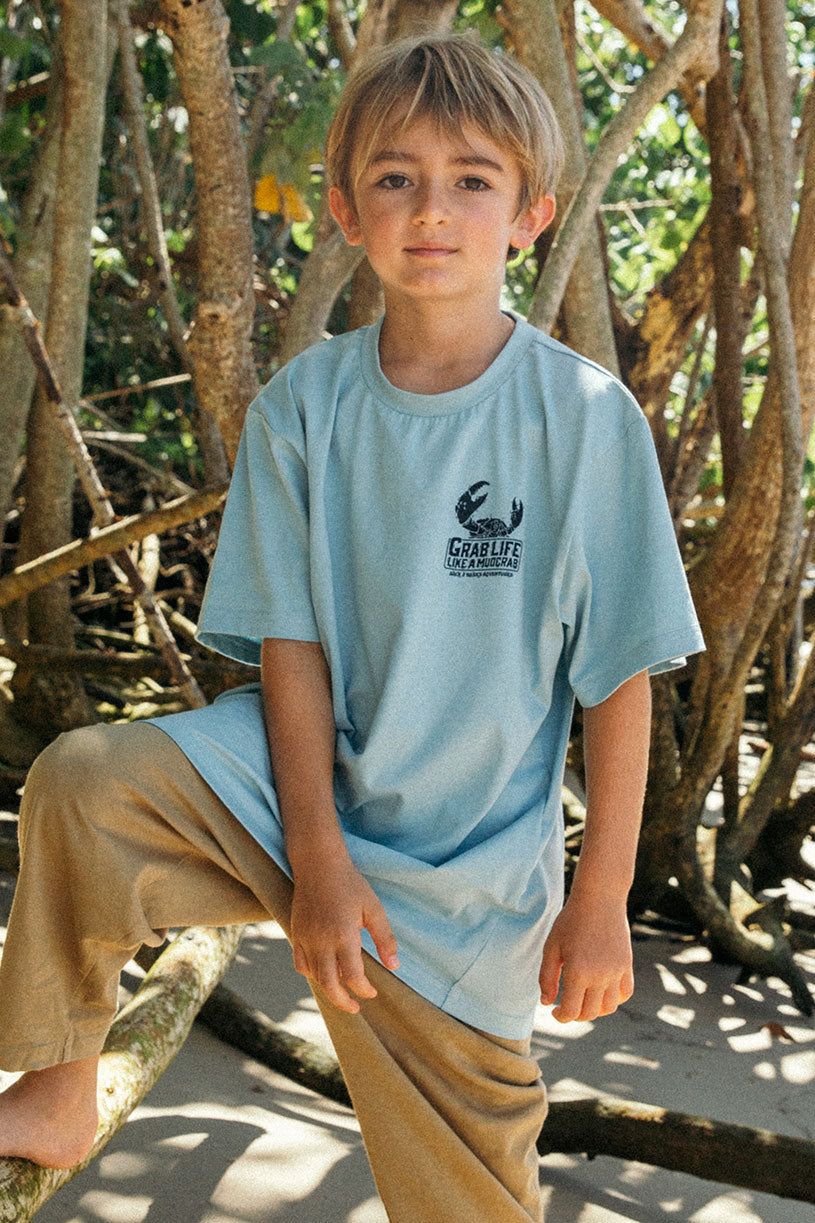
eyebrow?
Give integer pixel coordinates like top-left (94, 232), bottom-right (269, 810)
top-left (368, 150), bottom-right (507, 174)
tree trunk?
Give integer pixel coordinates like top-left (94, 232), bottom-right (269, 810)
top-left (10, 1), bottom-right (113, 731)
top-left (199, 980), bottom-right (815, 1208)
top-left (158, 0), bottom-right (259, 469)
top-left (0, 44), bottom-right (62, 552)
top-left (504, 0), bottom-right (621, 376)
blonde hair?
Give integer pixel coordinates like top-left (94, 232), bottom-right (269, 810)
top-left (324, 32), bottom-right (565, 212)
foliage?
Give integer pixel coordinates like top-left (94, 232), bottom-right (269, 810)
top-left (0, 0), bottom-right (812, 487)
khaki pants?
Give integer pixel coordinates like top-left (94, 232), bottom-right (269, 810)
top-left (0, 723), bottom-right (547, 1221)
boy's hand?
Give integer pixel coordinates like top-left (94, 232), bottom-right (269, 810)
top-left (290, 857), bottom-right (399, 1015)
top-left (539, 890), bottom-right (634, 1023)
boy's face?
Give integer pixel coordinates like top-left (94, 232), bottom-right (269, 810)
top-left (329, 114), bottom-right (555, 311)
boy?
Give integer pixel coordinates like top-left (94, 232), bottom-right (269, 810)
top-left (0, 33), bottom-right (704, 1222)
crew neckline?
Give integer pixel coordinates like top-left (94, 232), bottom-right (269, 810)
top-left (360, 311), bottom-right (533, 416)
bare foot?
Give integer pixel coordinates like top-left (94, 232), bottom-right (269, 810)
top-left (0, 1055), bottom-right (99, 1168)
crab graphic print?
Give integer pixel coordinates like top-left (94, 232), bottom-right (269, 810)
top-left (444, 480), bottom-right (524, 577)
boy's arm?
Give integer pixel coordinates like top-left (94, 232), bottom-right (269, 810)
top-left (539, 668), bottom-right (651, 1022)
top-left (260, 638), bottom-right (399, 1014)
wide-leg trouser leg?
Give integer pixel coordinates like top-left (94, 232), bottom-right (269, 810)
top-left (0, 722), bottom-right (546, 1222)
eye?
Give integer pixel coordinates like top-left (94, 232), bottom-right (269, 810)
top-left (460, 176), bottom-right (490, 192)
top-left (376, 173), bottom-right (410, 190)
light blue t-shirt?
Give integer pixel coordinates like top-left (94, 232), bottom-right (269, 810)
top-left (150, 313), bottom-right (704, 1038)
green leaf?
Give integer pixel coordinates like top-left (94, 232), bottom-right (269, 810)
top-left (250, 40), bottom-right (305, 76)
top-left (0, 29), bottom-right (28, 57)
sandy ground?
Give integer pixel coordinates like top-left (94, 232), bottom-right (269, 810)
top-left (2, 864), bottom-right (814, 1223)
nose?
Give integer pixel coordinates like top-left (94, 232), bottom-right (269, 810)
top-left (412, 179), bottom-right (447, 226)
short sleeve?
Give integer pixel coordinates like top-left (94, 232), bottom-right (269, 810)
top-left (561, 411), bottom-right (705, 707)
top-left (195, 378), bottom-right (320, 666)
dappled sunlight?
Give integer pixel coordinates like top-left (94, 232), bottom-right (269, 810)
top-left (655, 1003), bottom-right (696, 1029)
top-left (532, 930), bottom-right (815, 1222)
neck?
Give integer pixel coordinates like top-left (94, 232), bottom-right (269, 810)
top-left (378, 295), bottom-right (514, 394)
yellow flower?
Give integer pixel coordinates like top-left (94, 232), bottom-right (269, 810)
top-left (254, 174), bottom-right (282, 214)
top-left (254, 174), bottom-right (312, 224)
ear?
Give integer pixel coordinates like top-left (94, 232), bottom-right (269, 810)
top-left (509, 193), bottom-right (556, 251)
top-left (329, 185), bottom-right (364, 246)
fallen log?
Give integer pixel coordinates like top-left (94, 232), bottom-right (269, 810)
top-left (537, 1094), bottom-right (815, 1205)
top-left (196, 983), bottom-right (815, 1206)
top-left (0, 924), bottom-right (243, 1222)
top-left (198, 981), bottom-right (350, 1107)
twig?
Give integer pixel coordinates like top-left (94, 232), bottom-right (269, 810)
top-left (0, 250), bottom-right (207, 708)
top-left (84, 373), bottom-right (192, 402)
top-left (83, 438), bottom-right (194, 498)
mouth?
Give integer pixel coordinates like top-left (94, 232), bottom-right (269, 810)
top-left (404, 246), bottom-right (457, 257)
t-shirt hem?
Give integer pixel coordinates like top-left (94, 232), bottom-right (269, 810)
top-left (575, 629), bottom-right (706, 708)
top-left (196, 623), bottom-right (321, 666)
top-left (360, 934), bottom-right (536, 1039)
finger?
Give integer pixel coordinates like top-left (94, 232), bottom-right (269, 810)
top-left (552, 976), bottom-right (585, 1023)
top-left (315, 955), bottom-right (361, 1014)
top-left (539, 940), bottom-right (562, 1005)
top-left (619, 967), bottom-right (635, 1003)
top-left (337, 943), bottom-right (378, 1000)
top-left (576, 984), bottom-right (606, 1022)
top-left (600, 981), bottom-right (621, 1016)
top-left (364, 898), bottom-right (399, 970)
top-left (292, 942), bottom-right (311, 979)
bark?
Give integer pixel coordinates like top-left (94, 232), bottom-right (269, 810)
top-left (538, 1096), bottom-right (815, 1204)
top-left (327, 0), bottom-right (355, 68)
top-left (197, 982), bottom-right (351, 1107)
top-left (707, 16), bottom-right (747, 498)
top-left (10, 0), bottom-right (113, 730)
top-left (757, 0), bottom-right (795, 259)
top-left (680, 0), bottom-right (805, 802)
top-left (279, 193), bottom-right (364, 363)
top-left (0, 485), bottom-right (226, 608)
top-left (384, 0), bottom-right (458, 41)
top-left (591, 0), bottom-right (708, 131)
top-left (0, 925), bottom-right (243, 1222)
top-left (0, 42), bottom-right (62, 540)
top-left (158, 0), bottom-right (258, 468)
top-left (718, 631), bottom-right (815, 872)
top-left (503, 0), bottom-right (621, 376)
top-left (621, 212), bottom-right (714, 425)
top-left (0, 640), bottom-right (254, 685)
top-left (347, 256), bottom-right (385, 330)
top-left (115, 0), bottom-right (228, 486)
top-left (527, 0), bottom-right (724, 335)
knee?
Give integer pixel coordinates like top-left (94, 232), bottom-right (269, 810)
top-left (22, 725), bottom-right (120, 821)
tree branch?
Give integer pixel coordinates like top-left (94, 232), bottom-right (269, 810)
top-left (528, 0), bottom-right (724, 334)
top-left (0, 485), bottom-right (226, 609)
top-left (0, 926), bottom-right (243, 1221)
